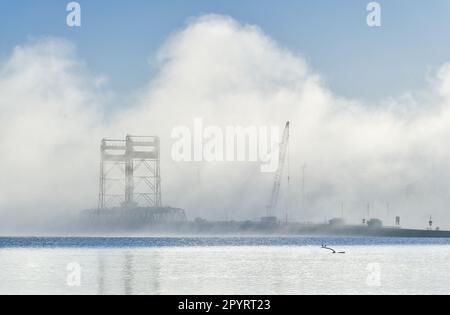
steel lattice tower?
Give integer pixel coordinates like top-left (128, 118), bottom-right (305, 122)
top-left (98, 135), bottom-right (162, 209)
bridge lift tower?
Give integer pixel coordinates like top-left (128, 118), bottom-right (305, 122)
top-left (98, 135), bottom-right (162, 209)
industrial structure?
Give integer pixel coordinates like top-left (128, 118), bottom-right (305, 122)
top-left (82, 135), bottom-right (186, 229)
top-left (99, 135), bottom-right (162, 209)
top-left (263, 121), bottom-right (290, 224)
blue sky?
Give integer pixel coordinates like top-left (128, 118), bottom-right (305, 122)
top-left (1, 0), bottom-right (450, 102)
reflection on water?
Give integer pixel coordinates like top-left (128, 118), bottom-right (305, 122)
top-left (93, 249), bottom-right (162, 295)
top-left (123, 253), bottom-right (133, 295)
top-left (1, 244), bottom-right (450, 294)
top-left (97, 255), bottom-right (105, 295)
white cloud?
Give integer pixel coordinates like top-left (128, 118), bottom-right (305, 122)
top-left (2, 16), bottom-right (450, 230)
top-left (0, 38), bottom-right (104, 227)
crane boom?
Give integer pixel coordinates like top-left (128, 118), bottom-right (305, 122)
top-left (267, 121), bottom-right (290, 217)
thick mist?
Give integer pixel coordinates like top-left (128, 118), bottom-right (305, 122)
top-left (2, 15), bottom-right (450, 232)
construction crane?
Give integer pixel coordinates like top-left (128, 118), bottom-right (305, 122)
top-left (266, 121), bottom-right (290, 219)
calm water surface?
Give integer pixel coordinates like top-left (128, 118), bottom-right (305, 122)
top-left (1, 237), bottom-right (449, 295)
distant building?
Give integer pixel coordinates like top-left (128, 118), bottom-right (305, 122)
top-left (329, 218), bottom-right (345, 226)
top-left (367, 218), bottom-right (383, 229)
top-left (261, 216), bottom-right (278, 225)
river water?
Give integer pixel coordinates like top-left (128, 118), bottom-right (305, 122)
top-left (0, 237), bottom-right (449, 295)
